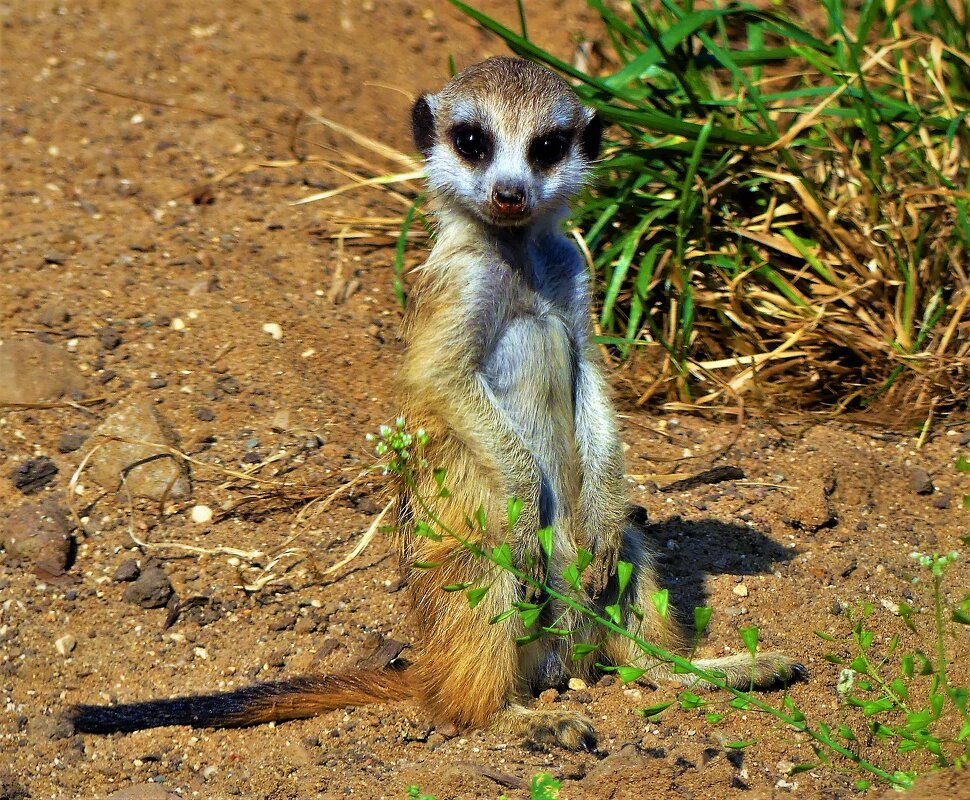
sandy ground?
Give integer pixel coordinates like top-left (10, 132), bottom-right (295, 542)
top-left (1, 1), bottom-right (969, 798)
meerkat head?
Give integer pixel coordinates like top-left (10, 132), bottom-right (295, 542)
top-left (412, 57), bottom-right (601, 228)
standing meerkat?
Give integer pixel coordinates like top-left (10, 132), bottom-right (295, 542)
top-left (70, 57), bottom-right (803, 748)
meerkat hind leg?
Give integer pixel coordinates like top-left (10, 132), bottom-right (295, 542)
top-left (597, 525), bottom-right (806, 690)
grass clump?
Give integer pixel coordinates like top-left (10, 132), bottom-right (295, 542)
top-left (451, 0), bottom-right (970, 415)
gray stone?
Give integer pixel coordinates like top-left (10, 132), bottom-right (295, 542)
top-left (36, 303), bottom-right (71, 327)
top-left (112, 558), bottom-right (140, 582)
top-left (86, 400), bottom-right (189, 500)
top-left (122, 565), bottom-right (173, 609)
top-left (9, 457), bottom-right (58, 494)
top-left (2, 500), bottom-right (72, 578)
top-left (910, 468), bottom-right (934, 495)
top-left (97, 326), bottom-right (122, 350)
top-left (0, 339), bottom-right (85, 404)
top-left (57, 429), bottom-right (89, 453)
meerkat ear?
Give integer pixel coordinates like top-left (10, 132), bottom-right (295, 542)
top-left (412, 95), bottom-right (436, 156)
top-left (579, 111), bottom-right (602, 161)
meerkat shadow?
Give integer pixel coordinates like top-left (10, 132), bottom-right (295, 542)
top-left (641, 515), bottom-right (796, 632)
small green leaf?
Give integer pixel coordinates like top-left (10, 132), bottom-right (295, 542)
top-left (862, 698), bottom-right (894, 716)
top-left (516, 631), bottom-right (543, 646)
top-left (952, 608), bottom-right (970, 625)
top-left (563, 563), bottom-right (581, 591)
top-left (639, 700), bottom-right (674, 718)
top-left (651, 589), bottom-right (670, 618)
top-left (790, 763), bottom-right (816, 775)
top-left (474, 504), bottom-right (487, 531)
top-left (433, 467), bottom-right (451, 497)
top-left (605, 603), bottom-right (622, 625)
top-left (490, 608), bottom-right (516, 625)
top-left (739, 626), bottom-right (760, 657)
top-left (693, 606), bottom-right (712, 634)
top-left (530, 772), bottom-right (561, 800)
top-left (617, 560), bottom-right (634, 596)
top-left (849, 656), bottom-right (868, 673)
top-left (491, 543), bottom-right (513, 569)
top-left (963, 495), bottom-right (970, 511)
top-left (414, 521), bottom-right (442, 542)
top-left (679, 691), bottom-right (706, 710)
top-left (413, 560), bottom-right (440, 569)
top-left (901, 654), bottom-right (915, 677)
top-left (837, 723), bottom-right (856, 741)
top-left (571, 643), bottom-right (598, 661)
top-left (705, 712), bottom-right (726, 724)
top-left (519, 606), bottom-right (542, 628)
top-left (814, 630), bottom-right (836, 642)
top-left (442, 582), bottom-right (473, 592)
top-left (536, 526), bottom-right (554, 558)
top-left (956, 455), bottom-right (970, 472)
top-left (898, 602), bottom-right (916, 632)
top-left (890, 677), bottom-right (909, 700)
top-left (466, 586), bottom-right (490, 608)
top-left (507, 496), bottom-right (523, 528)
top-left (729, 697), bottom-right (750, 710)
top-left (724, 740), bottom-right (754, 749)
top-left (576, 548), bottom-right (593, 573)
top-left (617, 665), bottom-right (646, 683)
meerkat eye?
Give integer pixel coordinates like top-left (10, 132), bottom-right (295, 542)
top-left (529, 131), bottom-right (571, 168)
top-left (451, 124), bottom-right (491, 162)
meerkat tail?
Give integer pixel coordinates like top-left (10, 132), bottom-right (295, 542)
top-left (70, 668), bottom-right (414, 734)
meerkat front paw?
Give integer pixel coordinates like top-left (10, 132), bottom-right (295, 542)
top-left (522, 709), bottom-right (598, 750)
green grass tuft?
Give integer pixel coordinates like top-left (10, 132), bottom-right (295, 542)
top-left (452, 0), bottom-right (970, 416)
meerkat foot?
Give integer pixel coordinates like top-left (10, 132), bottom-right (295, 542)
top-left (494, 704), bottom-right (598, 750)
top-left (689, 651), bottom-right (807, 690)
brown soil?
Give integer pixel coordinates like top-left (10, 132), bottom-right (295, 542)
top-left (2, 2), bottom-right (969, 799)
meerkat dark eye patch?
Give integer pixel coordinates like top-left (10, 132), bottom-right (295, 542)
top-left (450, 124), bottom-right (492, 163)
top-left (528, 130), bottom-right (572, 169)
top-left (412, 96), bottom-right (436, 156)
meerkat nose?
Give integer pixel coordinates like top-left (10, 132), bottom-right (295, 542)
top-left (492, 183), bottom-right (527, 213)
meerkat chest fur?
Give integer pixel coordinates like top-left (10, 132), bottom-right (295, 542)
top-left (478, 226), bottom-right (588, 521)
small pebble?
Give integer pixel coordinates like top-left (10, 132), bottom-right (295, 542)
top-left (195, 407), bottom-right (215, 421)
top-left (55, 633), bottom-right (77, 656)
top-left (97, 327), bottom-right (122, 350)
top-left (909, 468), bottom-right (934, 495)
top-left (733, 583), bottom-right (749, 597)
top-left (170, 318), bottom-right (186, 331)
top-left (190, 505), bottom-right (213, 524)
top-left (57, 429), bottom-right (89, 453)
top-left (538, 688), bottom-right (559, 704)
top-left (567, 677), bottom-right (588, 691)
top-left (262, 322), bottom-right (283, 340)
top-left (112, 559), bottom-right (140, 582)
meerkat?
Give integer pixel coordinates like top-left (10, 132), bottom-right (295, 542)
top-left (70, 57), bottom-right (803, 748)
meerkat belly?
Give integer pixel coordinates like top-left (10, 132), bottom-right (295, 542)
top-left (481, 313), bottom-right (581, 526)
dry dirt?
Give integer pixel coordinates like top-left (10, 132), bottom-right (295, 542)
top-left (2, 1), bottom-right (969, 799)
